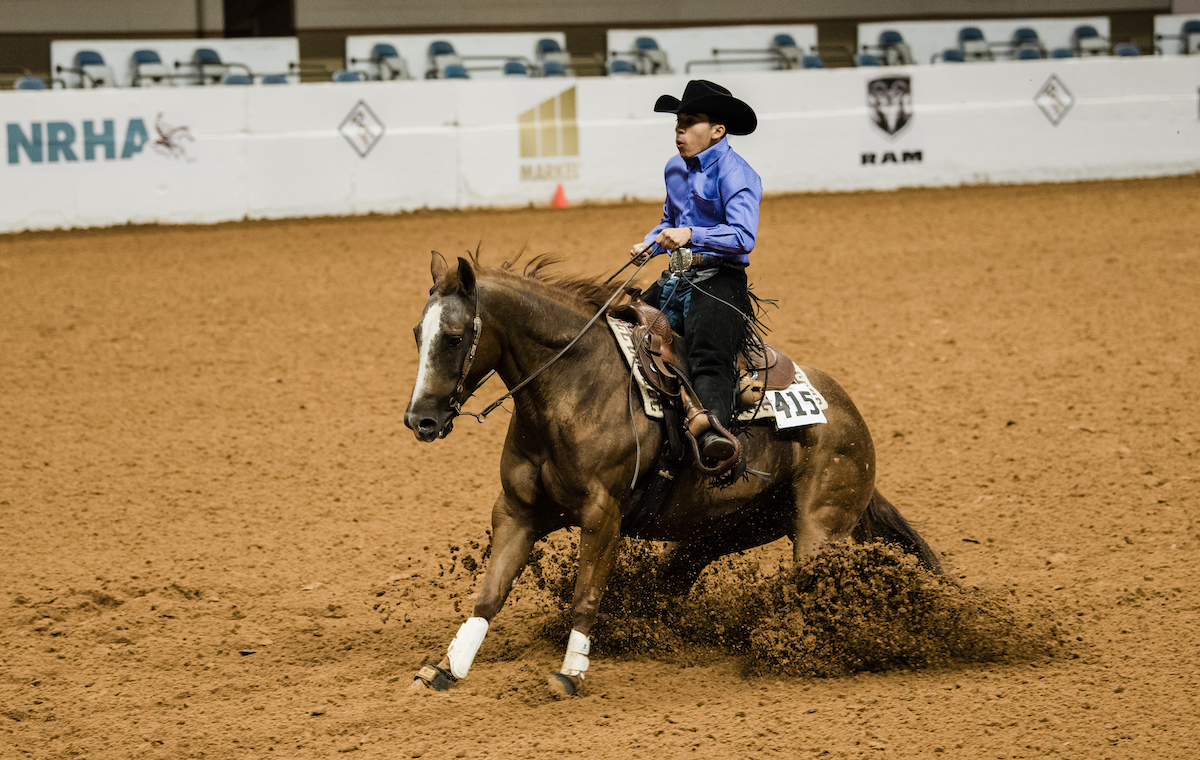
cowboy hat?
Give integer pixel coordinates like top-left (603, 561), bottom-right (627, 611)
top-left (654, 79), bottom-right (757, 136)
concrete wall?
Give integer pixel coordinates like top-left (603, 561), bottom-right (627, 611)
top-left (0, 0), bottom-right (222, 34)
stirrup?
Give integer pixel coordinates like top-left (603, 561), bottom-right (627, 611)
top-left (413, 663), bottom-right (456, 691)
top-left (683, 413), bottom-right (741, 478)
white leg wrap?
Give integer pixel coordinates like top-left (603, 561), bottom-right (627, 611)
top-left (446, 617), bottom-right (489, 680)
top-left (559, 629), bottom-right (591, 679)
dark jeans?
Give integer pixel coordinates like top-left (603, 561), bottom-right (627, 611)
top-left (644, 263), bottom-right (751, 428)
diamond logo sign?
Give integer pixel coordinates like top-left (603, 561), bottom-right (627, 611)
top-left (339, 100), bottom-right (384, 158)
top-left (1035, 75), bottom-right (1075, 126)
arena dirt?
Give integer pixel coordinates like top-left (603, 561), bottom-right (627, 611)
top-left (2, 176), bottom-right (1198, 758)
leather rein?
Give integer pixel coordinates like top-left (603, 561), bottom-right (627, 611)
top-left (446, 247), bottom-right (662, 423)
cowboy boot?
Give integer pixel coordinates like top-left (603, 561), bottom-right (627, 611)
top-left (683, 388), bottom-right (736, 463)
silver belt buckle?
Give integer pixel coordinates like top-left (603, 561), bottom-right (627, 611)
top-left (668, 247), bottom-right (694, 273)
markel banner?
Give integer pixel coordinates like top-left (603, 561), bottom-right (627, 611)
top-left (2, 56), bottom-right (1199, 233)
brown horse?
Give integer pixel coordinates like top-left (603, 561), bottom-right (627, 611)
top-left (404, 252), bottom-right (938, 697)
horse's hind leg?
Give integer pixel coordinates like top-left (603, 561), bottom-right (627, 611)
top-left (410, 493), bottom-right (547, 691)
top-left (790, 446), bottom-right (873, 563)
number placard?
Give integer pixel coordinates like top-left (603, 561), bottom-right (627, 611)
top-left (771, 383), bottom-right (828, 429)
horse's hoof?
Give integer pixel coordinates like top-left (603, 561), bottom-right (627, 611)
top-left (412, 664), bottom-right (455, 692)
top-left (547, 672), bottom-right (580, 698)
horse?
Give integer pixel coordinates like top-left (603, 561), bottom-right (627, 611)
top-left (403, 252), bottom-right (939, 697)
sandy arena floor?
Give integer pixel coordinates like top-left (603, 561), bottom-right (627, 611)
top-left (2, 176), bottom-right (1198, 759)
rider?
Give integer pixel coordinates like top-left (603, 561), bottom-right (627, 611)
top-left (630, 79), bottom-right (762, 463)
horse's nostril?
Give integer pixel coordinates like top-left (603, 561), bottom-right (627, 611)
top-left (418, 418), bottom-right (438, 435)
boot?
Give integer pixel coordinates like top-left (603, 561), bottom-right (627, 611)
top-left (684, 400), bottom-right (736, 464)
top-left (699, 430), bottom-right (736, 461)
top-left (691, 377), bottom-right (738, 462)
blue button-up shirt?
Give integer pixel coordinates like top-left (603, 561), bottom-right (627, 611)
top-left (642, 137), bottom-right (762, 265)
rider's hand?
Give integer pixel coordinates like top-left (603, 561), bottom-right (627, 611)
top-left (654, 227), bottom-right (692, 251)
top-left (630, 241), bottom-right (652, 264)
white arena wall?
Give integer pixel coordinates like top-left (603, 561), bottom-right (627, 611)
top-left (2, 56), bottom-right (1199, 234)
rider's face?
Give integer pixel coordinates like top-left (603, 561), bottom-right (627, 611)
top-left (675, 113), bottom-right (725, 159)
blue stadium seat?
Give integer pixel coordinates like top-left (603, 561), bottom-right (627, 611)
top-left (261, 74), bottom-right (288, 84)
top-left (194, 48), bottom-right (228, 84)
top-left (631, 36), bottom-right (671, 74)
top-left (1011, 27), bottom-right (1045, 58)
top-left (428, 41), bottom-right (465, 78)
top-left (536, 38), bottom-right (573, 75)
top-left (1017, 48), bottom-right (1041, 60)
top-left (874, 29), bottom-right (915, 64)
top-left (958, 27), bottom-right (993, 60)
top-left (1113, 43), bottom-right (1140, 56)
top-left (132, 49), bottom-right (171, 86)
top-left (608, 59), bottom-right (635, 75)
top-left (503, 60), bottom-right (529, 76)
top-left (443, 64), bottom-right (469, 79)
top-left (74, 50), bottom-right (116, 87)
top-left (1073, 25), bottom-right (1108, 56)
top-left (770, 34), bottom-right (803, 68)
top-left (14, 76), bottom-right (47, 90)
top-left (1185, 20), bottom-right (1200, 55)
top-left (195, 48), bottom-right (221, 65)
top-left (332, 69), bottom-right (365, 82)
top-left (1050, 47), bottom-right (1074, 58)
top-left (873, 28), bottom-right (916, 64)
top-left (1012, 27), bottom-right (1040, 46)
top-left (802, 55), bottom-right (825, 69)
top-left (940, 48), bottom-right (966, 63)
top-left (74, 50), bottom-right (105, 67)
top-left (370, 43), bottom-right (410, 80)
top-left (855, 54), bottom-right (881, 66)
top-left (372, 43), bottom-right (399, 59)
top-left (223, 74), bottom-right (253, 85)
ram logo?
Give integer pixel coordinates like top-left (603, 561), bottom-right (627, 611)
top-left (867, 76), bottom-right (913, 138)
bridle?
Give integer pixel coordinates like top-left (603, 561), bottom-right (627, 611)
top-left (444, 247), bottom-right (662, 423)
top-left (446, 286), bottom-right (492, 416)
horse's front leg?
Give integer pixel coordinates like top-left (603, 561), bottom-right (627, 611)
top-left (547, 493), bottom-right (622, 698)
top-left (410, 492), bottom-right (544, 691)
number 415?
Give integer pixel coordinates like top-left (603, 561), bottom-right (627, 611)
top-left (773, 389), bottom-right (820, 418)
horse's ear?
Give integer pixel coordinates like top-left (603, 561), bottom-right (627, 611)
top-left (457, 257), bottom-right (476, 296)
top-left (430, 251), bottom-right (448, 284)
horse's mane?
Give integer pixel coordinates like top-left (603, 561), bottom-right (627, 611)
top-left (441, 248), bottom-right (613, 313)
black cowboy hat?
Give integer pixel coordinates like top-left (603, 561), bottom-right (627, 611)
top-left (654, 79), bottom-right (757, 135)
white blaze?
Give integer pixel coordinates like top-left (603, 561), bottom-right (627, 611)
top-left (410, 301), bottom-right (443, 405)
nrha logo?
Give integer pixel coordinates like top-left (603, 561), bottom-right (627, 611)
top-left (7, 117), bottom-right (151, 165)
top-left (519, 86), bottom-right (579, 182)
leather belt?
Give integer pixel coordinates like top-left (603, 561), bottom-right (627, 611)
top-left (667, 247), bottom-right (737, 273)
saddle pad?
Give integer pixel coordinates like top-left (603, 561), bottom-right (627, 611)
top-left (736, 367), bottom-right (829, 424)
top-left (608, 315), bottom-right (665, 419)
top-left (608, 316), bottom-right (827, 425)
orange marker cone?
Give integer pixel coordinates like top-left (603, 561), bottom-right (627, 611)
top-left (552, 183), bottom-right (568, 209)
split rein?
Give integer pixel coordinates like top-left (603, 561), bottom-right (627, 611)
top-left (447, 245), bottom-right (665, 423)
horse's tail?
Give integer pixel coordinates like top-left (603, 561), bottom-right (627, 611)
top-left (852, 489), bottom-right (941, 573)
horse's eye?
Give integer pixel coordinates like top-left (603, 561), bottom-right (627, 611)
top-left (447, 334), bottom-right (464, 347)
